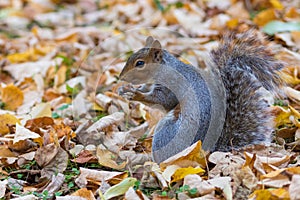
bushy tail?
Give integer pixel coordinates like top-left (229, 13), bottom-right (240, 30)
top-left (211, 30), bottom-right (284, 151)
top-left (211, 30), bottom-right (284, 97)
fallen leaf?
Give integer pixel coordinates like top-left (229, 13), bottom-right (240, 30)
top-left (4, 59), bottom-right (61, 80)
top-left (96, 146), bottom-right (127, 170)
top-left (26, 102), bottom-right (52, 119)
top-left (253, 9), bottom-right (277, 27)
top-left (42, 173), bottom-right (65, 195)
top-left (72, 150), bottom-right (97, 164)
top-left (13, 124), bottom-right (41, 144)
top-left (71, 188), bottom-right (96, 200)
top-left (86, 112), bottom-right (125, 133)
top-left (285, 166), bottom-right (300, 175)
top-left (270, 188), bottom-right (290, 199)
top-left (160, 141), bottom-right (207, 170)
top-left (207, 177), bottom-right (232, 200)
top-left (75, 168), bottom-right (127, 188)
top-left (35, 144), bottom-right (68, 179)
top-left (0, 113), bottom-right (20, 135)
top-left (162, 165), bottom-right (180, 183)
top-left (260, 174), bottom-right (290, 188)
top-left (249, 189), bottom-right (274, 200)
top-left (41, 147), bottom-right (68, 180)
top-left (263, 21), bottom-right (300, 35)
top-left (25, 117), bottom-right (54, 134)
top-left (171, 166), bottom-right (205, 183)
top-left (270, 0), bottom-right (284, 10)
top-left (1, 84), bottom-right (24, 111)
top-left (0, 180), bottom-right (7, 198)
top-left (103, 177), bottom-right (137, 200)
top-left (125, 187), bottom-right (149, 200)
top-left (6, 49), bottom-right (37, 63)
top-left (289, 174), bottom-right (300, 200)
top-left (184, 174), bottom-right (215, 196)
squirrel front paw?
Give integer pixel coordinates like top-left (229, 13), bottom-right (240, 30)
top-left (118, 84), bottom-right (137, 100)
top-left (118, 83), bottom-right (152, 102)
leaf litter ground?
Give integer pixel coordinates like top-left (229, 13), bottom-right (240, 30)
top-left (1, 0), bottom-right (300, 199)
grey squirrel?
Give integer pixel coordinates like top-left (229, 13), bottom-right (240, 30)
top-left (118, 31), bottom-right (284, 163)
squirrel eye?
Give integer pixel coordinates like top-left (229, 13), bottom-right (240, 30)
top-left (135, 60), bottom-right (145, 68)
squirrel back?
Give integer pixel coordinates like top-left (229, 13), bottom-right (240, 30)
top-left (118, 31), bottom-right (284, 163)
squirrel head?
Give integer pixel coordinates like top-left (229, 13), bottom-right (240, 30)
top-left (119, 36), bottom-right (163, 84)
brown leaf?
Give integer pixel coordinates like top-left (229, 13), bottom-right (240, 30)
top-left (72, 150), bottom-right (97, 164)
top-left (25, 116), bottom-right (54, 134)
top-left (41, 146), bottom-right (68, 179)
top-left (35, 143), bottom-right (59, 167)
top-left (96, 146), bottom-right (127, 170)
top-left (71, 188), bottom-right (96, 200)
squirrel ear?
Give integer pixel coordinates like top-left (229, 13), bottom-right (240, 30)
top-left (145, 36), bottom-right (154, 47)
top-left (151, 40), bottom-right (162, 49)
top-left (150, 40), bottom-right (163, 63)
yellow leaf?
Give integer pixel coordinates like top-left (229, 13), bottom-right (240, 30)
top-left (226, 18), bottom-right (239, 29)
top-left (29, 103), bottom-right (52, 118)
top-left (285, 7), bottom-right (300, 19)
top-left (54, 65), bottom-right (67, 87)
top-left (171, 166), bottom-right (205, 183)
top-left (1, 84), bottom-right (24, 111)
top-left (280, 70), bottom-right (300, 85)
top-left (113, 29), bottom-right (122, 35)
top-left (286, 166), bottom-right (300, 175)
top-left (253, 9), bottom-right (277, 26)
top-left (289, 105), bottom-right (300, 118)
top-left (55, 32), bottom-right (78, 43)
top-left (270, 0), bottom-right (284, 10)
top-left (270, 188), bottom-right (289, 199)
top-left (249, 189), bottom-right (273, 200)
top-left (261, 168), bottom-right (286, 179)
top-left (0, 114), bottom-right (20, 135)
top-left (274, 106), bottom-right (291, 127)
top-left (6, 51), bottom-right (33, 63)
top-left (160, 141), bottom-right (207, 170)
top-left (93, 103), bottom-right (104, 111)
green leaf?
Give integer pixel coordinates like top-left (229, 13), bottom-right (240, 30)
top-left (161, 191), bottom-right (167, 196)
top-left (153, 0), bottom-right (164, 11)
top-left (17, 174), bottom-right (23, 179)
top-left (103, 177), bottom-right (137, 199)
top-left (189, 188), bottom-right (198, 195)
top-left (56, 55), bottom-right (74, 66)
top-left (52, 112), bottom-right (60, 119)
top-left (262, 21), bottom-right (300, 35)
top-left (58, 104), bottom-right (70, 110)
